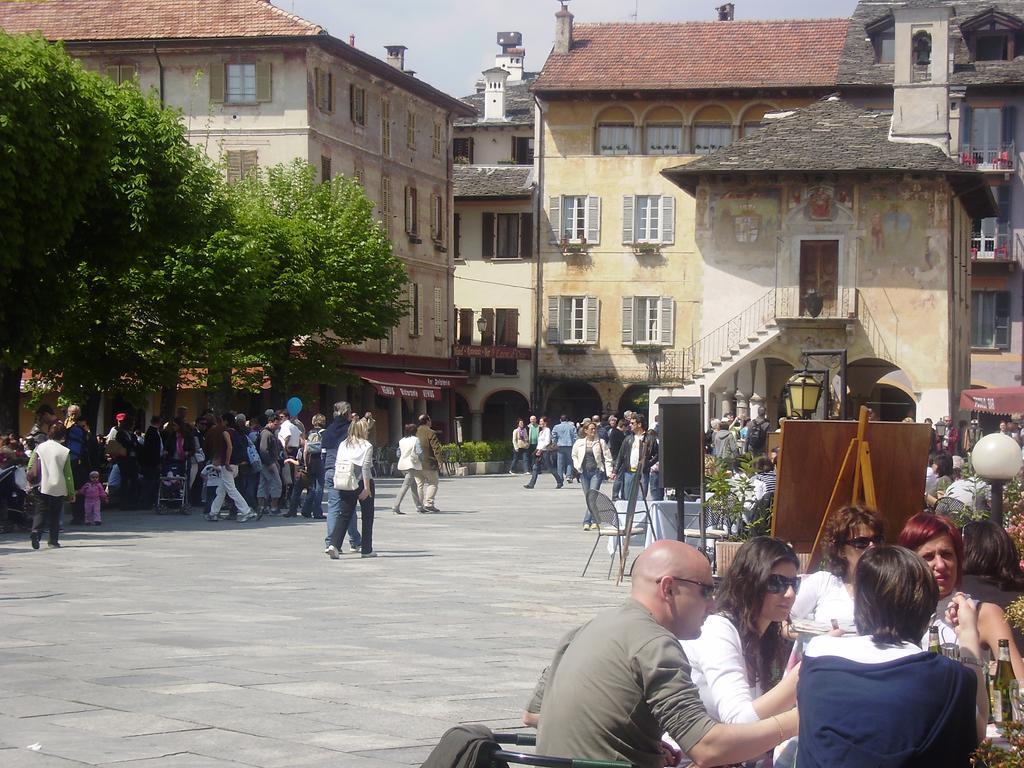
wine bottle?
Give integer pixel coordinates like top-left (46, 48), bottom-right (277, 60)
top-left (993, 639), bottom-right (1014, 725)
top-left (928, 626), bottom-right (940, 654)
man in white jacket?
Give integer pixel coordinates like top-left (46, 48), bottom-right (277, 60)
top-left (28, 423), bottom-right (75, 550)
top-left (524, 417), bottom-right (562, 489)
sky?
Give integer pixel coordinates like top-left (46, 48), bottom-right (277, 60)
top-left (288, 0), bottom-right (861, 99)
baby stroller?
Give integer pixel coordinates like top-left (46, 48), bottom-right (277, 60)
top-left (0, 464), bottom-right (29, 531)
top-left (155, 459), bottom-right (189, 515)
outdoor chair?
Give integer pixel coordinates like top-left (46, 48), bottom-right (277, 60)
top-left (704, 492), bottom-right (742, 539)
top-left (485, 733), bottom-right (632, 768)
top-left (581, 489), bottom-right (648, 578)
top-left (934, 495), bottom-right (971, 519)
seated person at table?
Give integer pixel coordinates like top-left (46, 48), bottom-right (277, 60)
top-left (790, 505), bottom-right (884, 632)
top-left (898, 513), bottom-right (1024, 679)
top-left (963, 519), bottom-right (1024, 651)
top-left (523, 540), bottom-right (797, 768)
top-left (797, 545), bottom-right (985, 767)
top-left (681, 538), bottom-right (800, 767)
top-left (751, 457), bottom-right (776, 501)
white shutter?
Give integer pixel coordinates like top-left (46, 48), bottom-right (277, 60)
top-left (547, 295), bottom-right (561, 344)
top-left (660, 196), bottom-right (675, 244)
top-left (622, 195), bottom-right (635, 245)
top-left (416, 284), bottom-right (424, 337)
top-left (549, 196), bottom-right (562, 243)
top-left (585, 296), bottom-right (599, 344)
top-left (621, 296), bottom-right (634, 346)
top-left (659, 297), bottom-right (674, 346)
top-left (586, 196), bottom-right (601, 244)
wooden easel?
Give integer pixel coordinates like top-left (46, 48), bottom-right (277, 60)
top-left (616, 438), bottom-right (651, 586)
top-left (807, 405), bottom-right (878, 571)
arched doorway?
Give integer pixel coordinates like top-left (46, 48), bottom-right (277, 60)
top-left (847, 358), bottom-right (908, 421)
top-left (482, 390), bottom-right (530, 441)
top-left (617, 385), bottom-right (650, 417)
top-left (544, 381), bottom-right (602, 422)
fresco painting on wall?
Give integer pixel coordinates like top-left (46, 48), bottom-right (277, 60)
top-left (862, 187), bottom-right (931, 277)
top-left (711, 188), bottom-right (780, 250)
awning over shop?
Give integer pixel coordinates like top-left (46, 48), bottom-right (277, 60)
top-left (959, 387), bottom-right (1024, 416)
top-left (353, 369), bottom-right (442, 401)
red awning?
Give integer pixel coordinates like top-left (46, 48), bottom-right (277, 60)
top-left (959, 387), bottom-right (1024, 416)
top-left (353, 369), bottom-right (441, 401)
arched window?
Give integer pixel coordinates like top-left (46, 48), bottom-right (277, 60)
top-left (643, 106), bottom-right (684, 155)
top-left (740, 104), bottom-right (776, 137)
top-left (595, 106), bottom-right (636, 155)
top-left (913, 31), bottom-right (932, 65)
top-left (692, 105), bottom-right (733, 154)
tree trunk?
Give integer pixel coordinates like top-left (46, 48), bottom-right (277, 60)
top-left (207, 367), bottom-right (232, 415)
top-left (159, 386), bottom-right (177, 420)
top-left (0, 364), bottom-right (23, 435)
top-left (83, 392), bottom-right (101, 433)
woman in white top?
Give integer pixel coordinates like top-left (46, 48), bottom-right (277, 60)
top-left (392, 423), bottom-right (424, 516)
top-left (681, 537), bottom-right (800, 766)
top-left (326, 419), bottom-right (375, 559)
top-left (571, 422), bottom-right (614, 530)
top-left (790, 505), bottom-right (884, 633)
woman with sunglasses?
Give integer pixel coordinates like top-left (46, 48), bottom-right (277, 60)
top-left (790, 505), bottom-right (883, 632)
top-left (898, 512), bottom-right (1024, 679)
top-left (680, 537), bottom-right (799, 765)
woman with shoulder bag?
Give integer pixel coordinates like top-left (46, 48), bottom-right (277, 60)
top-left (510, 419), bottom-right (530, 474)
top-left (327, 419), bottom-right (376, 559)
top-left (572, 421), bottom-right (615, 530)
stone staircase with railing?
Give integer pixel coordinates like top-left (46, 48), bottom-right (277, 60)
top-left (662, 289), bottom-right (780, 385)
top-left (659, 287), bottom-right (898, 387)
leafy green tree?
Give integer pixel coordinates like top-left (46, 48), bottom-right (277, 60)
top-left (25, 73), bottom-right (233, 421)
top-left (218, 160), bottom-right (409, 398)
top-left (0, 33), bottom-right (112, 432)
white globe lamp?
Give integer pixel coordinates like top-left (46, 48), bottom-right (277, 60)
top-left (971, 432), bottom-right (1023, 525)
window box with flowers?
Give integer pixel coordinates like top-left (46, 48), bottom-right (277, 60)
top-left (560, 236), bottom-right (591, 256)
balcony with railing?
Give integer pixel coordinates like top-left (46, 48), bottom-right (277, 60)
top-left (971, 223), bottom-right (1013, 263)
top-left (959, 142), bottom-right (1015, 172)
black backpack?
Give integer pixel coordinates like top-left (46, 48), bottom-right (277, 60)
top-left (747, 419), bottom-right (767, 449)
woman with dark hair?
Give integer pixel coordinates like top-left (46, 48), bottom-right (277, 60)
top-left (925, 453), bottom-right (955, 506)
top-left (797, 545), bottom-right (985, 766)
top-left (898, 512), bottom-right (1024, 679)
top-left (963, 519), bottom-right (1024, 650)
top-left (790, 505), bottom-right (884, 632)
top-left (681, 537), bottom-right (800, 763)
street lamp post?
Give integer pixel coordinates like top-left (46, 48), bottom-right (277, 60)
top-left (971, 432), bottom-right (1023, 526)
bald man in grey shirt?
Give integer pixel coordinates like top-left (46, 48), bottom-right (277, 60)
top-left (525, 541), bottom-right (797, 767)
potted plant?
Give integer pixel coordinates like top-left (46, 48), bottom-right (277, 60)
top-left (705, 465), bottom-right (746, 573)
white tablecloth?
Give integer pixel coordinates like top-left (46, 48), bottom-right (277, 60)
top-left (607, 500), bottom-right (704, 554)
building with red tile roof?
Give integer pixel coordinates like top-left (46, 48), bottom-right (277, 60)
top-left (532, 18), bottom-right (851, 94)
top-left (0, 0), bottom-right (474, 441)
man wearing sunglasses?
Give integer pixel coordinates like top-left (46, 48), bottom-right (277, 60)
top-left (524, 540), bottom-right (798, 767)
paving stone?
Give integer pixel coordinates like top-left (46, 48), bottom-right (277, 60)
top-left (0, 475), bottom-right (630, 766)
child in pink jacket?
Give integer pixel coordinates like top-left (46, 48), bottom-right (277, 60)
top-left (78, 470), bottom-right (109, 525)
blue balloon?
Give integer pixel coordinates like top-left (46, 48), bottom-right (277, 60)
top-left (286, 396), bottom-right (303, 417)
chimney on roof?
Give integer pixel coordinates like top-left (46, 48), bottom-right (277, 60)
top-left (384, 45), bottom-right (407, 71)
top-left (483, 67), bottom-right (510, 121)
top-left (716, 3), bottom-right (735, 21)
top-left (496, 31), bottom-right (525, 81)
top-left (349, 34), bottom-right (355, 46)
top-left (554, 2), bottom-right (573, 55)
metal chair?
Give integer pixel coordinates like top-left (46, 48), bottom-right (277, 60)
top-left (934, 495), bottom-right (971, 519)
top-left (487, 733), bottom-right (632, 767)
top-left (581, 489), bottom-right (648, 578)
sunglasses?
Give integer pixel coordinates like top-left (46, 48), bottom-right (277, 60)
top-left (766, 574), bottom-right (801, 594)
top-left (845, 535), bottom-right (884, 550)
top-left (670, 577), bottom-right (716, 600)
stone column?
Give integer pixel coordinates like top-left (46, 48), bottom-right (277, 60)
top-left (734, 390), bottom-right (749, 420)
top-left (721, 390), bottom-right (735, 419)
top-left (470, 410), bottom-right (483, 442)
top-left (388, 396), bottom-right (402, 445)
top-left (416, 399), bottom-right (428, 419)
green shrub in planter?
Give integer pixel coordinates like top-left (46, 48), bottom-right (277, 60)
top-left (439, 441), bottom-right (513, 463)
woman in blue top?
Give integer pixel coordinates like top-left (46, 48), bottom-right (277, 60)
top-left (797, 545), bottom-right (986, 768)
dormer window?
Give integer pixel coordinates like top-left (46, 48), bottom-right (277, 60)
top-left (875, 28), bottom-right (895, 63)
top-left (962, 9), bottom-right (1023, 62)
top-left (975, 34), bottom-right (1010, 61)
top-left (913, 32), bottom-right (932, 65)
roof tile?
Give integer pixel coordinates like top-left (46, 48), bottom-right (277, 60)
top-left (533, 19), bottom-right (851, 92)
top-left (453, 165), bottom-right (533, 198)
top-left (0, 0), bottom-right (323, 41)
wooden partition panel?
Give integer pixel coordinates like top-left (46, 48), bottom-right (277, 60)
top-left (772, 419), bottom-right (932, 565)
